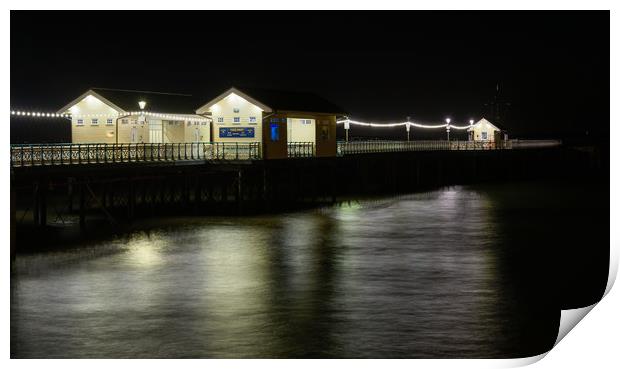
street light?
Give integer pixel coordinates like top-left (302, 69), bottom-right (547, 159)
top-left (406, 116), bottom-right (411, 141)
top-left (445, 118), bottom-right (451, 141)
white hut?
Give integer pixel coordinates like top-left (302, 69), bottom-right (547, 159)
top-left (468, 118), bottom-right (503, 142)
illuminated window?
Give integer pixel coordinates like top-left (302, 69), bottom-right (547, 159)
top-left (270, 123), bottom-right (279, 141)
top-left (249, 116), bottom-right (257, 123)
top-left (77, 119), bottom-right (84, 126)
top-left (481, 132), bottom-right (488, 140)
top-left (233, 117), bottom-right (240, 124)
top-left (106, 118), bottom-right (113, 125)
top-left (91, 118), bottom-right (98, 125)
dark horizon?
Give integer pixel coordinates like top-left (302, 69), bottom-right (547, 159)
top-left (10, 11), bottom-right (609, 141)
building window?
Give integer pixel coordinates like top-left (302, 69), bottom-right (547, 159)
top-left (233, 117), bottom-right (241, 124)
top-left (106, 118), bottom-right (113, 125)
top-left (77, 119), bottom-right (84, 126)
top-left (481, 132), bottom-right (488, 140)
top-left (249, 116), bottom-right (257, 123)
top-left (121, 119), bottom-right (128, 124)
top-left (201, 121), bottom-right (207, 126)
top-left (91, 118), bottom-right (98, 125)
top-left (217, 117), bottom-right (224, 124)
top-left (270, 123), bottom-right (279, 141)
top-left (301, 119), bottom-right (312, 125)
top-left (233, 108), bottom-right (240, 113)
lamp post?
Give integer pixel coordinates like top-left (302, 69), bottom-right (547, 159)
top-left (406, 116), bottom-right (411, 141)
top-left (445, 118), bottom-right (451, 141)
top-left (344, 117), bottom-right (350, 142)
top-left (138, 101), bottom-right (147, 144)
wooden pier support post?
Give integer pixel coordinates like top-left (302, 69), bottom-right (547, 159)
top-left (67, 177), bottom-right (74, 212)
top-left (128, 178), bottom-right (135, 221)
top-left (194, 176), bottom-right (202, 213)
top-left (330, 160), bottom-right (337, 204)
top-left (236, 170), bottom-right (243, 214)
top-left (102, 182), bottom-right (108, 209)
top-left (32, 182), bottom-right (40, 226)
top-left (416, 158), bottom-right (421, 187)
top-left (262, 166), bottom-right (269, 211)
top-left (79, 181), bottom-right (86, 230)
top-left (183, 174), bottom-right (190, 209)
top-left (39, 178), bottom-right (47, 227)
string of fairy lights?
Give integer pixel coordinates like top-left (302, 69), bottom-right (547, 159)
top-left (10, 110), bottom-right (211, 122)
top-left (10, 109), bottom-right (477, 138)
top-left (336, 118), bottom-right (476, 130)
top-left (11, 111), bottom-right (70, 118)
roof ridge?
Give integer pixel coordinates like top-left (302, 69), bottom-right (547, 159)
top-left (91, 87), bottom-right (193, 97)
top-left (235, 86), bottom-right (322, 95)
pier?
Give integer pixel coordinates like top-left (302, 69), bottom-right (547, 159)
top-left (10, 139), bottom-right (561, 167)
top-left (10, 139), bottom-right (581, 238)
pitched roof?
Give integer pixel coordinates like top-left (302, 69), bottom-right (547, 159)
top-left (58, 88), bottom-right (201, 115)
top-left (468, 118), bottom-right (501, 131)
top-left (196, 86), bottom-right (347, 115)
top-left (236, 87), bottom-right (346, 114)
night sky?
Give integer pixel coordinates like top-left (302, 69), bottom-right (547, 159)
top-left (11, 11), bottom-right (609, 141)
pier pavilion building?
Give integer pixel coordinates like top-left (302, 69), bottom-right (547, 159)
top-left (468, 118), bottom-right (505, 142)
top-left (57, 86), bottom-right (345, 159)
top-left (57, 88), bottom-right (209, 145)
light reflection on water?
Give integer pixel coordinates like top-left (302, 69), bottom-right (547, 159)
top-left (11, 184), bottom-right (563, 358)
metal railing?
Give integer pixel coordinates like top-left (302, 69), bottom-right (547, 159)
top-left (10, 139), bottom-right (561, 167)
top-left (10, 142), bottom-right (262, 167)
top-left (287, 142), bottom-right (315, 158)
top-left (337, 140), bottom-right (513, 156)
top-left (510, 139), bottom-right (562, 149)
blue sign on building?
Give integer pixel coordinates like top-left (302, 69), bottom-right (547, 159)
top-left (219, 127), bottom-right (255, 138)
